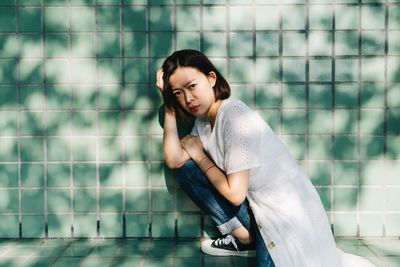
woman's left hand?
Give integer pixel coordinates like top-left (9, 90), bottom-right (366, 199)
top-left (180, 135), bottom-right (205, 161)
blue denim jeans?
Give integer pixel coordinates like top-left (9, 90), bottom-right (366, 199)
top-left (176, 160), bottom-right (275, 267)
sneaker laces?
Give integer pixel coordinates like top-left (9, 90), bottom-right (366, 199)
top-left (213, 235), bottom-right (239, 250)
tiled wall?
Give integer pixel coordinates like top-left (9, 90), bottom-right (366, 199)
top-left (0, 0), bottom-right (399, 239)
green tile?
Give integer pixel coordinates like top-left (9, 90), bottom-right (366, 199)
top-left (230, 86), bottom-right (254, 107)
top-left (22, 215), bottom-right (45, 238)
top-left (388, 30), bottom-right (400, 55)
top-left (71, 85), bottom-right (97, 109)
top-left (45, 7), bottom-right (69, 32)
top-left (52, 257), bottom-right (84, 267)
top-left (316, 187), bottom-right (331, 211)
top-left (282, 85), bottom-right (306, 108)
top-left (281, 5), bottom-right (305, 30)
top-left (0, 59), bottom-right (17, 83)
top-left (359, 214), bottom-right (383, 236)
top-left (309, 110), bottom-right (333, 134)
top-left (335, 5), bottom-right (358, 30)
top-left (99, 163), bottom-right (123, 187)
top-left (125, 189), bottom-right (148, 212)
top-left (0, 214), bottom-right (19, 238)
top-left (48, 189), bottom-right (71, 213)
top-left (150, 33), bottom-right (173, 57)
top-left (334, 109), bottom-right (358, 134)
top-left (389, 5), bottom-right (400, 29)
top-left (0, 138), bottom-right (18, 162)
top-left (47, 214), bottom-right (71, 238)
top-left (45, 59), bottom-right (69, 84)
top-left (386, 188), bottom-right (400, 211)
top-left (71, 111), bottom-right (96, 136)
top-left (387, 108), bottom-right (400, 133)
top-left (0, 111), bottom-right (17, 135)
top-left (309, 85), bottom-right (332, 108)
top-left (97, 33), bottom-right (120, 57)
top-left (333, 213), bottom-right (358, 236)
top-left (282, 58), bottom-right (305, 82)
top-left (388, 84), bottom-right (400, 108)
top-left (229, 32), bottom-right (252, 57)
top-left (99, 214), bottom-right (123, 237)
top-left (334, 135), bottom-right (357, 160)
top-left (387, 161), bottom-right (400, 184)
top-left (73, 215), bottom-right (97, 238)
top-left (255, 58), bottom-right (279, 82)
top-left (146, 240), bottom-right (174, 257)
top-left (96, 6), bottom-right (120, 32)
top-left (151, 189), bottom-right (174, 212)
top-left (283, 32), bottom-right (306, 56)
top-left (142, 257), bottom-right (171, 267)
top-left (255, 85), bottom-right (280, 108)
top-left (282, 109), bottom-right (306, 134)
top-left (20, 111), bottom-right (44, 136)
top-left (47, 111), bottom-right (70, 136)
top-left (333, 188), bottom-right (357, 211)
top-left (361, 5), bottom-right (385, 29)
top-left (176, 32), bottom-right (201, 51)
top-left (230, 58), bottom-right (254, 83)
top-left (280, 135), bottom-right (306, 160)
top-left (22, 189), bottom-right (44, 213)
top-left (361, 57), bottom-right (385, 82)
top-left (335, 59), bottom-right (358, 81)
top-left (124, 6), bottom-right (147, 31)
top-left (177, 214), bottom-right (201, 237)
top-left (386, 214), bottom-right (400, 236)
top-left (4, 246), bottom-right (37, 257)
top-left (124, 59), bottom-right (148, 83)
top-left (308, 162), bottom-right (331, 186)
top-left (361, 30), bottom-right (385, 55)
top-left (99, 137), bottom-right (122, 161)
top-left (21, 163), bottom-right (44, 187)
top-left (46, 85), bottom-right (70, 110)
top-left (0, 7), bottom-right (16, 32)
top-left (360, 161), bottom-right (385, 186)
top-left (62, 245), bottom-right (92, 257)
top-left (308, 31), bottom-right (332, 56)
top-left (98, 86), bottom-right (122, 109)
top-left (71, 33), bottom-right (95, 57)
top-left (98, 59), bottom-right (121, 84)
top-left (230, 6), bottom-right (252, 30)
top-left (257, 110), bottom-right (280, 134)
top-left (0, 164), bottom-right (18, 187)
top-left (360, 84), bottom-right (385, 108)
top-left (89, 244), bottom-right (119, 257)
top-left (175, 240), bottom-right (200, 257)
top-left (70, 59), bottom-right (97, 84)
top-left (99, 189), bottom-right (123, 212)
top-left (72, 163), bottom-right (96, 187)
top-left (19, 34), bottom-right (42, 58)
top-left (387, 135), bottom-right (400, 159)
top-left (360, 137), bottom-right (384, 160)
top-left (309, 59), bottom-right (332, 82)
top-left (255, 5), bottom-right (279, 30)
top-left (71, 7), bottom-right (95, 32)
top-left (125, 163), bottom-right (148, 187)
top-left (19, 59), bottom-right (43, 83)
top-left (21, 138), bottom-right (44, 162)
top-left (125, 214), bottom-right (150, 237)
top-left (308, 135), bottom-right (332, 160)
top-left (47, 137), bottom-right (71, 161)
top-left (359, 188), bottom-right (384, 211)
top-left (149, 6), bottom-right (172, 31)
top-left (98, 111), bottom-right (122, 136)
top-left (124, 33), bottom-right (147, 57)
top-left (47, 163), bottom-right (71, 187)
top-left (73, 189), bottom-right (97, 212)
top-left (112, 257), bottom-right (143, 267)
top-left (256, 32), bottom-right (279, 56)
top-left (0, 189), bottom-right (19, 213)
top-left (333, 162), bottom-right (358, 186)
top-left (125, 136), bottom-right (148, 161)
top-left (309, 5), bottom-right (333, 30)
top-left (72, 137), bottom-right (96, 161)
top-left (177, 189), bottom-right (199, 212)
top-left (0, 86), bottom-right (18, 109)
top-left (19, 7), bottom-right (42, 32)
top-left (176, 6), bottom-right (200, 31)
top-left (203, 32), bottom-right (227, 56)
top-left (151, 162), bottom-right (172, 187)
top-left (203, 6), bottom-right (225, 31)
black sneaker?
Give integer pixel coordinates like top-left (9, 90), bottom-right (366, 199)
top-left (201, 235), bottom-right (256, 257)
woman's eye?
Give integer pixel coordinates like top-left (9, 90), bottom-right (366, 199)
top-left (173, 91), bottom-right (182, 97)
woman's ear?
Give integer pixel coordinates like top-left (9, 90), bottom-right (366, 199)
top-left (208, 71), bottom-right (217, 87)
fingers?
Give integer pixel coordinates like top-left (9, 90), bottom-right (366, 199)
top-left (156, 69), bottom-right (164, 91)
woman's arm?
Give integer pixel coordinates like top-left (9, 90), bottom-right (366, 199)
top-left (181, 135), bottom-right (249, 206)
top-left (163, 109), bottom-right (191, 169)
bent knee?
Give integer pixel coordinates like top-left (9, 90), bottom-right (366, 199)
top-left (176, 159), bottom-right (203, 184)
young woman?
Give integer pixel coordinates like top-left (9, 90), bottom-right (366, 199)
top-left (157, 49), bottom-right (375, 267)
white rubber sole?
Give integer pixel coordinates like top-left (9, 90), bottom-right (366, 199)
top-left (201, 239), bottom-right (256, 258)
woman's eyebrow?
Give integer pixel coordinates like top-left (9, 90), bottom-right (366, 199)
top-left (172, 79), bottom-right (196, 91)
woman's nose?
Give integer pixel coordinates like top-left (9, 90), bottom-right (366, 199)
top-left (185, 92), bottom-right (193, 103)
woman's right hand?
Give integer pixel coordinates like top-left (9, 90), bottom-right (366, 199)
top-left (156, 69), bottom-right (164, 92)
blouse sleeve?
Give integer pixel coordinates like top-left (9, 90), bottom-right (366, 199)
top-left (222, 103), bottom-right (264, 175)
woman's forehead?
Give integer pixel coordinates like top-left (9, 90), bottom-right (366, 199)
top-left (169, 67), bottom-right (202, 87)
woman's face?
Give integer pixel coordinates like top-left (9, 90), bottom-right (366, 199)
top-left (169, 67), bottom-right (217, 117)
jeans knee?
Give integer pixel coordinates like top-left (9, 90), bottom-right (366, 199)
top-left (176, 159), bottom-right (197, 183)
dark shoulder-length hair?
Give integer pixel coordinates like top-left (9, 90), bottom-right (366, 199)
top-left (161, 49), bottom-right (230, 122)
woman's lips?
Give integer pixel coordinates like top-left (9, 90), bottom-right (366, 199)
top-left (189, 105), bottom-right (199, 113)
